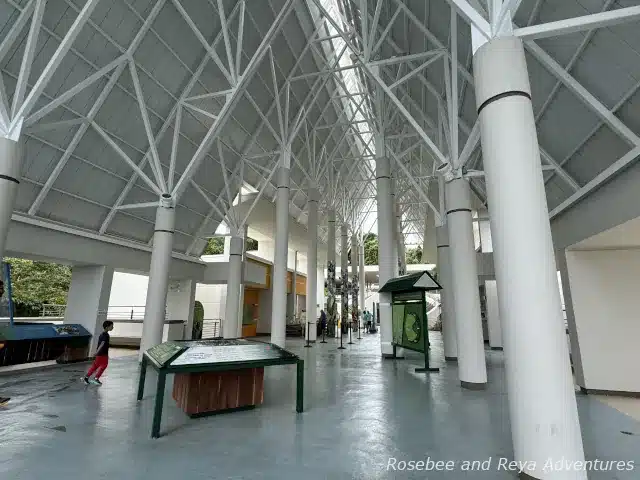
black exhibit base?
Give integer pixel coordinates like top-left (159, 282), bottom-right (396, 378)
top-left (461, 381), bottom-right (487, 391)
top-left (445, 356), bottom-right (458, 362)
top-left (490, 346), bottom-right (504, 351)
top-left (188, 404), bottom-right (256, 419)
top-left (415, 367), bottom-right (440, 373)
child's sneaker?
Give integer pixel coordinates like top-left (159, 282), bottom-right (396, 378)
top-left (89, 378), bottom-right (102, 386)
top-left (81, 376), bottom-right (89, 385)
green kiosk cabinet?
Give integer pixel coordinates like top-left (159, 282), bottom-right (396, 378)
top-left (379, 271), bottom-right (442, 373)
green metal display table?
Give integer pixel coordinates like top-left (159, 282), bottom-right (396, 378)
top-left (137, 338), bottom-right (304, 438)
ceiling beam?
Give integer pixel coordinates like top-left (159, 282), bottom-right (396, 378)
top-left (514, 5), bottom-right (640, 41)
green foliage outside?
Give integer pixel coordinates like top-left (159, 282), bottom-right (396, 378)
top-left (5, 258), bottom-right (71, 316)
top-left (363, 233), bottom-right (422, 266)
top-left (246, 237), bottom-right (258, 251)
top-left (363, 233), bottom-right (378, 265)
top-left (405, 246), bottom-right (422, 264)
top-left (203, 237), bottom-right (224, 255)
top-left (203, 236), bottom-right (258, 255)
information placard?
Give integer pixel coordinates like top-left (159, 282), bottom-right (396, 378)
top-left (146, 342), bottom-right (185, 367)
top-left (170, 341), bottom-right (293, 366)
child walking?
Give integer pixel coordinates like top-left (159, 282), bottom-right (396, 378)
top-left (82, 320), bottom-right (114, 386)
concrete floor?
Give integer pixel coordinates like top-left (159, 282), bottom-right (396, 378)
top-left (0, 333), bottom-right (639, 479)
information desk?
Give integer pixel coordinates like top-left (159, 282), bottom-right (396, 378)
top-left (0, 323), bottom-right (91, 366)
top-left (137, 338), bottom-right (304, 438)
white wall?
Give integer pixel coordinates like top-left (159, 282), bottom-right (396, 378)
top-left (64, 266), bottom-right (114, 354)
top-left (565, 249), bottom-right (640, 393)
top-left (196, 284), bottom-right (227, 320)
top-left (109, 272), bottom-right (148, 310)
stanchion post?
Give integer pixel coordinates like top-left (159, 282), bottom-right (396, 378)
top-left (321, 323), bottom-right (327, 343)
top-left (304, 322), bottom-right (312, 348)
top-left (337, 318), bottom-right (345, 349)
top-left (357, 319), bottom-right (362, 340)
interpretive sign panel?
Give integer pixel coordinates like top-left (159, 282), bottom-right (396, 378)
top-left (146, 342), bottom-right (185, 367)
top-left (171, 341), bottom-right (293, 366)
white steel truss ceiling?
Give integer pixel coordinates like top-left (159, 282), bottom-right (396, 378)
top-left (0, 0), bottom-right (639, 258)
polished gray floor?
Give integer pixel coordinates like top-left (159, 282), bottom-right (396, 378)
top-left (0, 332), bottom-right (639, 479)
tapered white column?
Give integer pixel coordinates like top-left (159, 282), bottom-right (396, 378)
top-left (375, 133), bottom-right (395, 356)
top-left (224, 235), bottom-right (244, 338)
top-left (389, 181), bottom-right (400, 276)
top-left (305, 187), bottom-right (319, 341)
top-left (395, 202), bottom-right (406, 275)
top-left (351, 232), bottom-right (359, 326)
top-left (359, 242), bottom-right (365, 322)
top-left (0, 137), bottom-right (21, 259)
top-left (290, 250), bottom-right (298, 320)
top-left (270, 158), bottom-right (291, 348)
top-left (140, 200), bottom-right (175, 357)
top-left (436, 225), bottom-right (458, 361)
top-left (474, 35), bottom-right (585, 479)
top-left (326, 209), bottom-right (338, 337)
top-left (445, 177), bottom-right (487, 388)
top-left (422, 208), bottom-right (437, 265)
top-left (340, 222), bottom-right (349, 333)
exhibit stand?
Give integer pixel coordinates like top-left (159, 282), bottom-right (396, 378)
top-left (138, 338), bottom-right (304, 438)
top-left (379, 271), bottom-right (442, 373)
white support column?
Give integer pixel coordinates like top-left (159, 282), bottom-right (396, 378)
top-left (238, 224), bottom-right (248, 338)
top-left (64, 265), bottom-right (114, 355)
top-left (395, 201), bottom-right (406, 275)
top-left (316, 265), bottom-right (325, 313)
top-left (359, 242), bottom-right (365, 324)
top-left (306, 187), bottom-right (319, 342)
top-left (436, 225), bottom-right (458, 361)
top-left (422, 208), bottom-right (438, 265)
top-left (445, 177), bottom-right (487, 388)
top-left (478, 207), bottom-right (502, 349)
top-left (484, 279), bottom-right (502, 349)
top-left (289, 250), bottom-right (298, 321)
top-left (0, 138), bottom-right (21, 259)
top-left (340, 222), bottom-right (349, 334)
top-left (474, 35), bottom-right (585, 478)
top-left (140, 201), bottom-right (176, 357)
top-left (351, 232), bottom-right (359, 328)
top-left (375, 134), bottom-right (396, 356)
top-left (326, 209), bottom-right (338, 338)
top-left (270, 160), bottom-right (291, 348)
top-left (389, 181), bottom-right (400, 277)
top-left (224, 235), bottom-right (244, 338)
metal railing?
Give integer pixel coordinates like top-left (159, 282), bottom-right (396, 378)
top-left (41, 304), bottom-right (66, 317)
top-left (101, 306), bottom-right (149, 321)
top-left (202, 318), bottom-right (222, 338)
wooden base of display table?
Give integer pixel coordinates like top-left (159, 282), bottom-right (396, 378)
top-left (172, 367), bottom-right (264, 417)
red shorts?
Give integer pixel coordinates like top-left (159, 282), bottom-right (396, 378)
top-left (87, 355), bottom-right (109, 379)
